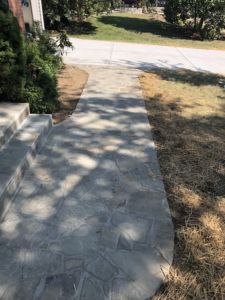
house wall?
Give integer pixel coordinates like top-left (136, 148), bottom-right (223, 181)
top-left (22, 0), bottom-right (33, 30)
top-left (8, 0), bottom-right (25, 31)
top-left (30, 0), bottom-right (45, 30)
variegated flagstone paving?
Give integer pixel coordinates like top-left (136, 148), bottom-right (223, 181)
top-left (0, 66), bottom-right (174, 300)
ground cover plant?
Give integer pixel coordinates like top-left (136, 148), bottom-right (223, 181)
top-left (140, 68), bottom-right (225, 299)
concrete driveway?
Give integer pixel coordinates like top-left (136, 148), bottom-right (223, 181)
top-left (63, 38), bottom-right (225, 75)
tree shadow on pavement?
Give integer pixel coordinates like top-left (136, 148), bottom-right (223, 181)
top-left (0, 68), bottom-right (173, 299)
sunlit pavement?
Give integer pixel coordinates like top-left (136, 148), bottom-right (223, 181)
top-left (64, 38), bottom-right (225, 75)
top-left (0, 66), bottom-right (174, 299)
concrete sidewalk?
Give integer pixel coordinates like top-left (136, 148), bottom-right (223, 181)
top-left (63, 38), bottom-right (225, 75)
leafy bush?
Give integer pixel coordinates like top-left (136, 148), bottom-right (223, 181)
top-left (0, 7), bottom-right (26, 101)
top-left (164, 0), bottom-right (225, 40)
top-left (164, 0), bottom-right (181, 24)
top-left (0, 5), bottom-right (72, 113)
top-left (23, 85), bottom-right (58, 113)
top-left (24, 31), bottom-right (62, 113)
top-left (42, 0), bottom-right (123, 29)
top-left (23, 86), bottom-right (44, 113)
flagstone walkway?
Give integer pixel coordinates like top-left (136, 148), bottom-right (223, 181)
top-left (0, 66), bottom-right (174, 300)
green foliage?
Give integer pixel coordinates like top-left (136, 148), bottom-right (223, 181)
top-left (41, 0), bottom-right (72, 29)
top-left (24, 36), bottom-right (60, 113)
top-left (0, 8), bottom-right (26, 101)
top-left (55, 31), bottom-right (74, 55)
top-left (23, 27), bottom-right (69, 113)
top-left (164, 0), bottom-right (181, 24)
top-left (164, 0), bottom-right (225, 40)
top-left (23, 86), bottom-right (44, 114)
top-left (23, 85), bottom-right (58, 114)
top-left (42, 0), bottom-right (122, 29)
top-left (0, 6), bottom-right (73, 113)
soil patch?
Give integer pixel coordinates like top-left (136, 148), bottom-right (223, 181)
top-left (53, 65), bottom-right (89, 124)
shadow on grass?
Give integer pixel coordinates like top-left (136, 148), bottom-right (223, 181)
top-left (67, 21), bottom-right (97, 35)
top-left (98, 15), bottom-right (195, 40)
top-left (148, 68), bottom-right (225, 87)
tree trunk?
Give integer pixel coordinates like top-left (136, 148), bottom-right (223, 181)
top-left (194, 1), bottom-right (197, 30)
top-left (198, 17), bottom-right (204, 30)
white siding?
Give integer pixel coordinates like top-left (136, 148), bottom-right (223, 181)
top-left (30, 0), bottom-right (45, 30)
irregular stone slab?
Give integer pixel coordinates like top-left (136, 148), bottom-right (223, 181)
top-left (0, 66), bottom-right (174, 299)
top-left (111, 277), bottom-right (152, 300)
top-left (106, 249), bottom-right (170, 299)
top-left (80, 277), bottom-right (105, 300)
top-left (64, 257), bottom-right (83, 271)
top-left (35, 271), bottom-right (81, 300)
top-left (85, 256), bottom-right (117, 281)
top-left (21, 250), bottom-right (63, 280)
top-left (112, 212), bottom-right (149, 244)
top-left (126, 190), bottom-right (170, 219)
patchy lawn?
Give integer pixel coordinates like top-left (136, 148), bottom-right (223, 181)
top-left (140, 69), bottom-right (225, 299)
top-left (68, 13), bottom-right (225, 51)
top-left (53, 65), bottom-right (89, 124)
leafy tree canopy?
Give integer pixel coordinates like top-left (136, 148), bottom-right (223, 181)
top-left (164, 0), bottom-right (225, 39)
top-left (42, 0), bottom-right (123, 28)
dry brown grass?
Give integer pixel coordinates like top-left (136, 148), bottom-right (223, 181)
top-left (140, 69), bottom-right (225, 300)
top-left (53, 65), bottom-right (89, 124)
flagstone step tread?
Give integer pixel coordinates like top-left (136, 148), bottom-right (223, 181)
top-left (0, 103), bottom-right (30, 149)
top-left (0, 114), bottom-right (52, 220)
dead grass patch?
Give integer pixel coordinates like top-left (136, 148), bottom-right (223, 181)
top-left (140, 68), bottom-right (225, 300)
top-left (53, 65), bottom-right (89, 124)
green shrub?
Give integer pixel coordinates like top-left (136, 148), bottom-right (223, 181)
top-left (24, 33), bottom-right (61, 113)
top-left (164, 0), bottom-right (225, 40)
top-left (23, 86), bottom-right (44, 113)
top-left (164, 0), bottom-right (181, 24)
top-left (0, 8), bottom-right (25, 101)
top-left (0, 5), bottom-right (72, 113)
top-left (23, 85), bottom-right (58, 114)
top-left (0, 40), bottom-right (15, 96)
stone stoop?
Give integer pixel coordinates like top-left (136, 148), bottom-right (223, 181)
top-left (0, 103), bottom-right (53, 220)
top-left (0, 103), bottom-right (30, 148)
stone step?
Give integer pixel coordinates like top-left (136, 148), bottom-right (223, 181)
top-left (0, 114), bottom-right (52, 220)
top-left (0, 103), bottom-right (30, 149)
